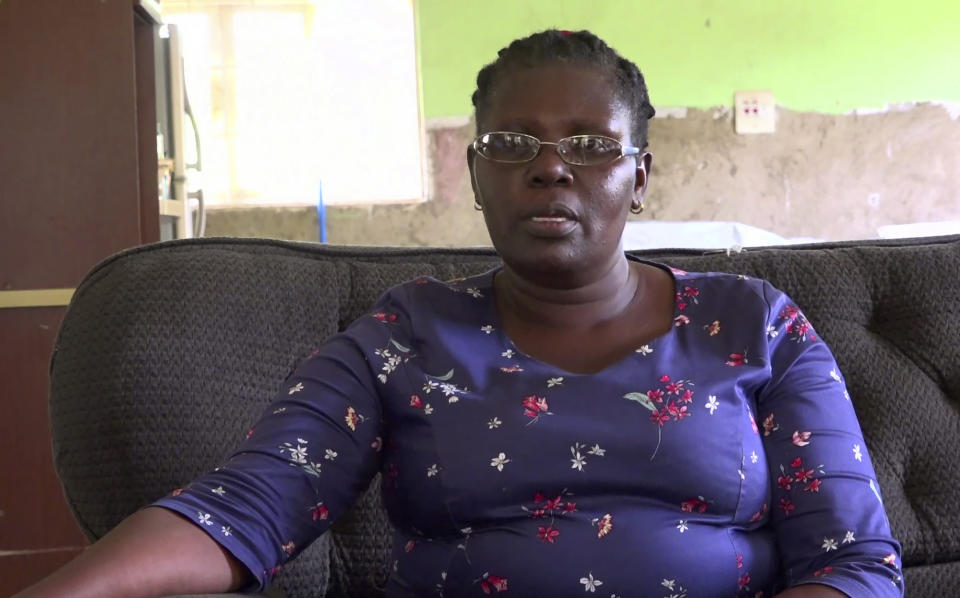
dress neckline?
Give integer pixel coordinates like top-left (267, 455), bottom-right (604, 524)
top-left (473, 256), bottom-right (686, 377)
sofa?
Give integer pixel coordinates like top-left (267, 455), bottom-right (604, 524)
top-left (48, 235), bottom-right (960, 597)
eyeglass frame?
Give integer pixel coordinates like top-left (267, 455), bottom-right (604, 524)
top-left (470, 131), bottom-right (642, 166)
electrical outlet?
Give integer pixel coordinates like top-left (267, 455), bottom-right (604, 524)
top-left (734, 90), bottom-right (776, 134)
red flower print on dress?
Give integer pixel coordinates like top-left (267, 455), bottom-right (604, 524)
top-left (500, 365), bottom-right (523, 373)
top-left (726, 350), bottom-right (749, 367)
top-left (673, 314), bottom-right (691, 327)
top-left (738, 573), bottom-right (751, 589)
top-left (309, 502), bottom-right (329, 521)
top-left (749, 503), bottom-right (768, 523)
top-left (779, 498), bottom-right (795, 516)
top-left (477, 572), bottom-right (509, 594)
top-left (666, 401), bottom-right (691, 420)
top-left (404, 540), bottom-right (416, 553)
top-left (813, 566), bottom-right (834, 577)
top-left (282, 541), bottom-right (296, 555)
top-left (522, 395), bottom-right (553, 424)
top-left (777, 457), bottom-right (826, 502)
top-left (522, 489), bottom-right (576, 543)
top-left (680, 496), bottom-right (710, 513)
top-left (625, 374), bottom-right (696, 460)
top-left (593, 513), bottom-right (614, 538)
top-left (778, 304), bottom-right (817, 343)
top-left (736, 554), bottom-right (744, 569)
top-left (792, 430), bottom-right (812, 447)
top-left (409, 394), bottom-right (423, 408)
top-left (650, 409), bottom-right (671, 427)
top-left (537, 525), bottom-right (560, 543)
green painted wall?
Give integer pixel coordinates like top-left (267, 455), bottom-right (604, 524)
top-left (417, 0), bottom-right (960, 117)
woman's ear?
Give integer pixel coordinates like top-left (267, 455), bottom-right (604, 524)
top-left (634, 152), bottom-right (653, 198)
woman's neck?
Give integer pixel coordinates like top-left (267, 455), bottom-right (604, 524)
top-left (495, 255), bottom-right (642, 330)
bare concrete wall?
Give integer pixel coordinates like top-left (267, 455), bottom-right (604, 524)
top-left (204, 104), bottom-right (960, 245)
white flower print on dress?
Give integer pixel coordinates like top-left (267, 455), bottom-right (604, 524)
top-left (766, 325), bottom-right (779, 338)
top-left (481, 325), bottom-right (494, 334)
top-left (676, 520), bottom-right (688, 533)
top-left (427, 464), bottom-right (439, 477)
top-left (547, 376), bottom-right (564, 387)
top-left (571, 451), bottom-right (586, 472)
top-left (424, 403), bottom-right (434, 415)
top-left (272, 407), bottom-right (286, 414)
top-left (465, 287), bottom-right (483, 298)
top-left (661, 578), bottom-right (688, 598)
top-left (490, 452), bottom-right (510, 471)
top-left (750, 451), bottom-right (759, 464)
top-left (705, 395), bottom-right (719, 414)
top-left (211, 486), bottom-right (226, 496)
top-left (636, 344), bottom-right (653, 355)
top-left (843, 530), bottom-right (856, 544)
top-left (501, 349), bottom-right (515, 358)
top-left (853, 444), bottom-right (863, 462)
top-left (587, 444), bottom-right (606, 457)
top-left (197, 512), bottom-right (213, 526)
top-left (288, 382), bottom-right (304, 394)
top-left (830, 368), bottom-right (842, 382)
top-left (569, 442), bottom-right (604, 471)
top-left (488, 417), bottom-right (502, 429)
top-left (324, 449), bottom-right (338, 461)
top-left (221, 525), bottom-right (232, 536)
top-left (580, 572), bottom-right (603, 592)
top-left (279, 438), bottom-right (322, 477)
top-left (822, 537), bottom-right (839, 551)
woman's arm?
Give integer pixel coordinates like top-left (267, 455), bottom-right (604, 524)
top-left (758, 282), bottom-right (903, 596)
top-left (13, 507), bottom-right (251, 598)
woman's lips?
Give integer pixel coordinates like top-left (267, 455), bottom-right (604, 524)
top-left (524, 214), bottom-right (578, 237)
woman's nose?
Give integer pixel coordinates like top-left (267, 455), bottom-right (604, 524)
top-left (526, 145), bottom-right (573, 187)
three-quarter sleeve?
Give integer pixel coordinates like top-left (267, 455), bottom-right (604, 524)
top-left (757, 282), bottom-right (904, 596)
top-left (153, 291), bottom-right (406, 589)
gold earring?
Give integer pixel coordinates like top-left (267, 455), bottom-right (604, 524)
top-left (630, 201), bottom-right (644, 214)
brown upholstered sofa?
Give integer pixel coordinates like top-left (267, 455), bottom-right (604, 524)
top-left (49, 236), bottom-right (960, 597)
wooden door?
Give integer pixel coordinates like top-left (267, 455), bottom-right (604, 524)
top-left (0, 0), bottom-right (160, 593)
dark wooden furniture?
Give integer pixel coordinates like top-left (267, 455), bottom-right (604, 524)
top-left (0, 1), bottom-right (161, 593)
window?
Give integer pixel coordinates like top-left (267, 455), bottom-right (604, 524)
top-left (161, 0), bottom-right (424, 206)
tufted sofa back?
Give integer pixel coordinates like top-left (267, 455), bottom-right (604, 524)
top-left (49, 236), bottom-right (960, 597)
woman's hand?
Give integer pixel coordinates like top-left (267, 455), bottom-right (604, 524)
top-left (13, 507), bottom-right (251, 598)
top-left (775, 584), bottom-right (848, 598)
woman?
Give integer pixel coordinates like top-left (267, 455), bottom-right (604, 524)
top-left (18, 30), bottom-right (901, 598)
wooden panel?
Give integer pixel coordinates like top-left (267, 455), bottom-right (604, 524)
top-left (0, 549), bottom-right (84, 597)
top-left (0, 0), bottom-right (146, 290)
top-left (0, 308), bottom-right (87, 551)
top-left (135, 8), bottom-right (161, 245)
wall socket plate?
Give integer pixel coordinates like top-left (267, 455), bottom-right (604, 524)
top-left (735, 90), bottom-right (776, 134)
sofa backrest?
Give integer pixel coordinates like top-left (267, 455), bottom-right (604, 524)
top-left (49, 236), bottom-right (960, 597)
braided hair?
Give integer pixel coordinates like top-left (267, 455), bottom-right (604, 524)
top-left (471, 29), bottom-right (656, 149)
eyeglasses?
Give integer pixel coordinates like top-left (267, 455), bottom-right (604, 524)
top-left (472, 131), bottom-right (640, 166)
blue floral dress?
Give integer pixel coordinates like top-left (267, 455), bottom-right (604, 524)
top-left (155, 259), bottom-right (904, 597)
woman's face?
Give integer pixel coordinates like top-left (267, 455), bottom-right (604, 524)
top-left (470, 63), bottom-right (650, 280)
